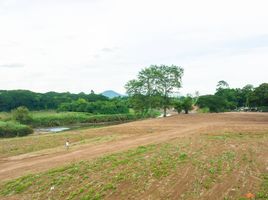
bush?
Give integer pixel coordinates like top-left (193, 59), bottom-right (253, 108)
top-left (197, 95), bottom-right (227, 113)
top-left (197, 107), bottom-right (210, 113)
top-left (258, 106), bottom-right (268, 112)
top-left (12, 106), bottom-right (33, 124)
top-left (0, 121), bottom-right (33, 138)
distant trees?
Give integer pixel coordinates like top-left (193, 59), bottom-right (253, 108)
top-left (216, 80), bottom-right (229, 90)
top-left (58, 98), bottom-right (129, 114)
top-left (0, 90), bottom-right (108, 111)
top-left (125, 65), bottom-right (184, 117)
top-left (172, 96), bottom-right (194, 114)
top-left (181, 96), bottom-right (194, 114)
top-left (173, 99), bottom-right (183, 114)
top-left (251, 83), bottom-right (268, 106)
top-left (197, 81), bottom-right (268, 112)
top-left (197, 95), bottom-right (227, 112)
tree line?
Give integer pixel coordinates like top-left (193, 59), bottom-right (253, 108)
top-left (125, 65), bottom-right (268, 115)
top-left (0, 90), bottom-right (107, 111)
top-left (1, 66), bottom-right (267, 115)
top-left (197, 81), bottom-right (268, 112)
top-left (58, 98), bottom-right (129, 114)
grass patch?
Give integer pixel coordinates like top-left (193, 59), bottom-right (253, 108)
top-left (256, 173), bottom-right (268, 199)
top-left (206, 131), bottom-right (268, 141)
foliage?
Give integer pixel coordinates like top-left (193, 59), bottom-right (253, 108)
top-left (58, 98), bottom-right (129, 114)
top-left (251, 83), bottom-right (268, 107)
top-left (216, 80), bottom-right (229, 91)
top-left (0, 90), bottom-right (108, 112)
top-left (0, 121), bottom-right (33, 138)
top-left (198, 81), bottom-right (268, 112)
top-left (172, 97), bottom-right (193, 114)
top-left (125, 65), bottom-right (184, 116)
top-left (12, 106), bottom-right (33, 124)
top-left (181, 96), bottom-right (194, 114)
top-left (173, 99), bottom-right (183, 113)
top-left (197, 95), bottom-right (227, 113)
top-left (197, 107), bottom-right (210, 113)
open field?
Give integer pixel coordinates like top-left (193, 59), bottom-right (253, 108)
top-left (0, 113), bottom-right (268, 199)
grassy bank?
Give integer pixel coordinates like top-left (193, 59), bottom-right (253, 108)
top-left (0, 121), bottom-right (33, 138)
top-left (30, 112), bottom-right (140, 127)
top-left (0, 110), bottom-right (160, 128)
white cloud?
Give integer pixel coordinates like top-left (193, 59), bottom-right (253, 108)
top-left (0, 0), bottom-right (268, 94)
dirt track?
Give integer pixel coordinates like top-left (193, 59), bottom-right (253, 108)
top-left (0, 112), bottom-right (268, 182)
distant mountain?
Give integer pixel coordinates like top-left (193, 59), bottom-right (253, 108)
top-left (101, 90), bottom-right (123, 98)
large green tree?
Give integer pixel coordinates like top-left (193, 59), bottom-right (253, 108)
top-left (251, 83), bottom-right (268, 106)
top-left (125, 65), bottom-right (184, 117)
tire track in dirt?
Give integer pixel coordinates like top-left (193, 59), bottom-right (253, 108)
top-left (0, 123), bottom-right (216, 182)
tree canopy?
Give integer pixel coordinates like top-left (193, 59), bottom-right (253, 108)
top-left (0, 90), bottom-right (108, 111)
top-left (197, 81), bottom-right (268, 112)
top-left (125, 65), bottom-right (184, 116)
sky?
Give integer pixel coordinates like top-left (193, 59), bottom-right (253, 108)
top-left (0, 0), bottom-right (268, 96)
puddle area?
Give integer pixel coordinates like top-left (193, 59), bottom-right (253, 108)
top-left (34, 121), bottom-right (125, 134)
top-left (35, 127), bottom-right (70, 133)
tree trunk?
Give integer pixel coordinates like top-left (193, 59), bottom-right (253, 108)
top-left (185, 109), bottom-right (188, 114)
top-left (164, 107), bottom-right (167, 117)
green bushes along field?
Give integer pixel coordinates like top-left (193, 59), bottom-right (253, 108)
top-left (0, 121), bottom-right (33, 138)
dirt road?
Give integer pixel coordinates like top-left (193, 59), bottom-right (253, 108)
top-left (1, 112), bottom-right (268, 182)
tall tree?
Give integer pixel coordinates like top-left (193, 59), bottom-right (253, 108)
top-left (125, 65), bottom-right (184, 117)
top-left (216, 80), bottom-right (229, 91)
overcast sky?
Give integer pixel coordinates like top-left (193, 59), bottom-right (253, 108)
top-left (0, 0), bottom-right (267, 95)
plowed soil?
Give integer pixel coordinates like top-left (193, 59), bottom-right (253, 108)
top-left (0, 112), bottom-right (268, 200)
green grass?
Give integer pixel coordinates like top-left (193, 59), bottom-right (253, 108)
top-left (197, 107), bottom-right (210, 113)
top-left (256, 173), bottom-right (268, 199)
top-left (206, 131), bottom-right (268, 141)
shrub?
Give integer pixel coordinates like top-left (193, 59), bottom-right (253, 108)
top-left (258, 106), bottom-right (268, 112)
top-left (12, 106), bottom-right (33, 124)
top-left (0, 121), bottom-right (33, 138)
top-left (197, 95), bottom-right (227, 113)
top-left (197, 107), bottom-right (210, 113)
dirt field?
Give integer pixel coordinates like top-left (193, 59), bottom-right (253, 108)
top-left (0, 112), bottom-right (268, 200)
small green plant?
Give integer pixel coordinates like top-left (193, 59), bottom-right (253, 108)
top-left (256, 173), bottom-right (268, 199)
